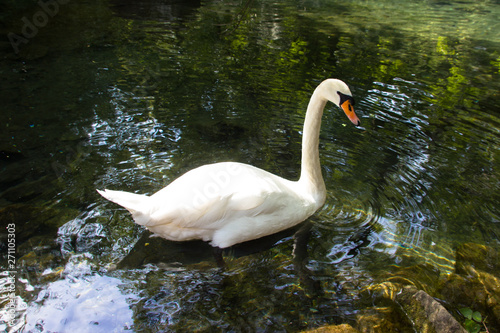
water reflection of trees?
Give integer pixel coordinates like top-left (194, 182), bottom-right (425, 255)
top-left (99, 0), bottom-right (499, 245)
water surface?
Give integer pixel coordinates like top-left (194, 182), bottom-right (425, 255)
top-left (0, 0), bottom-right (499, 331)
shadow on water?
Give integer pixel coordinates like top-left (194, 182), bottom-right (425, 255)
top-left (110, 0), bottom-right (202, 21)
top-left (113, 224), bottom-right (304, 270)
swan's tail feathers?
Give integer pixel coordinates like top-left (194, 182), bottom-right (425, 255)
top-left (97, 189), bottom-right (149, 216)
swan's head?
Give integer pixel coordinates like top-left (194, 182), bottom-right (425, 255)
top-left (321, 79), bottom-right (360, 126)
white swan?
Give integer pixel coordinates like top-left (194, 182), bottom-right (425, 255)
top-left (97, 79), bottom-right (360, 251)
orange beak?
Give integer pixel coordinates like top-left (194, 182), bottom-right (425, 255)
top-left (341, 100), bottom-right (360, 126)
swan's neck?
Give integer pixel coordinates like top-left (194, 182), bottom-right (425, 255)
top-left (299, 88), bottom-right (327, 205)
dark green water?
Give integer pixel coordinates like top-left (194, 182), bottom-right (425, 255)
top-left (0, 0), bottom-right (499, 331)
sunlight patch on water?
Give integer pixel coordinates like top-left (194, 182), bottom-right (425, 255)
top-left (305, 0), bottom-right (500, 44)
top-left (88, 86), bottom-right (181, 192)
top-left (382, 216), bottom-right (456, 274)
top-left (318, 200), bottom-right (455, 276)
top-left (22, 257), bottom-right (136, 333)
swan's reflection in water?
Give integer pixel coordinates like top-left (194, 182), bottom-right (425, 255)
top-left (114, 223), bottom-right (309, 270)
top-left (113, 219), bottom-right (376, 298)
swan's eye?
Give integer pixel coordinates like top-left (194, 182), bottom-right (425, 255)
top-left (337, 91), bottom-right (355, 106)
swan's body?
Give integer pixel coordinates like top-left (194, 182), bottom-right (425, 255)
top-left (98, 79), bottom-right (360, 249)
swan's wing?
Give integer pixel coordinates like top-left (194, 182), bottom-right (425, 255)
top-left (145, 162), bottom-right (301, 230)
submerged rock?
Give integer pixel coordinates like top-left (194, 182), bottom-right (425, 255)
top-left (360, 283), bottom-right (466, 332)
top-left (303, 323), bottom-right (360, 333)
top-left (455, 242), bottom-right (500, 275)
top-left (438, 242), bottom-right (500, 331)
top-left (396, 286), bottom-right (467, 333)
top-left (355, 306), bottom-right (409, 333)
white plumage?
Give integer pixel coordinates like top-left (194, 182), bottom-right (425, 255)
top-left (98, 79), bottom-right (360, 249)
